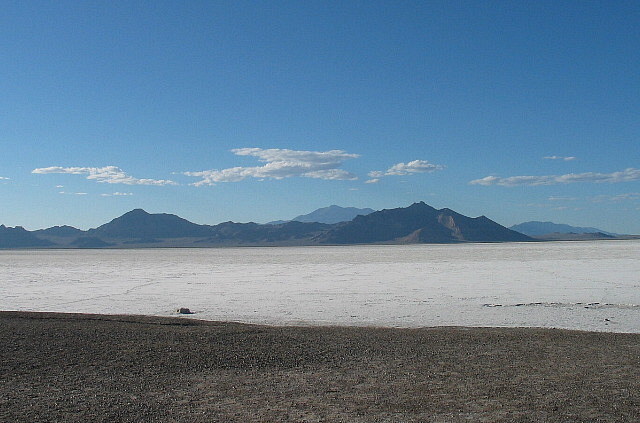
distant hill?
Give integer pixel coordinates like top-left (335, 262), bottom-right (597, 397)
top-left (34, 225), bottom-right (84, 238)
top-left (290, 205), bottom-right (375, 224)
top-left (88, 209), bottom-right (212, 239)
top-left (532, 232), bottom-right (616, 241)
top-left (510, 221), bottom-right (616, 237)
top-left (316, 202), bottom-right (531, 244)
top-left (0, 225), bottom-right (54, 248)
top-left (198, 221), bottom-right (331, 245)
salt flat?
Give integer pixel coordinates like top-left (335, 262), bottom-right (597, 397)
top-left (1, 240), bottom-right (638, 332)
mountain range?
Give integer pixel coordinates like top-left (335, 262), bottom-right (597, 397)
top-left (1, 203), bottom-right (631, 249)
top-left (269, 205), bottom-right (375, 224)
top-left (2, 202), bottom-right (534, 248)
top-left (509, 221), bottom-right (616, 237)
top-left (315, 202), bottom-right (530, 244)
top-left (0, 225), bottom-right (53, 248)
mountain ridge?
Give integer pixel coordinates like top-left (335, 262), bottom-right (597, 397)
top-left (510, 221), bottom-right (617, 237)
top-left (316, 202), bottom-right (531, 244)
top-left (0, 225), bottom-right (54, 248)
top-left (5, 202), bottom-right (634, 249)
top-left (88, 208), bottom-right (212, 239)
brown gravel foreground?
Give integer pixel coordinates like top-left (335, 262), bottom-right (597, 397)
top-left (1, 312), bottom-right (639, 423)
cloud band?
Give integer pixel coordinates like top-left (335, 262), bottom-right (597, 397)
top-left (184, 148), bottom-right (359, 186)
top-left (470, 168), bottom-right (640, 186)
top-left (367, 160), bottom-right (444, 182)
top-left (32, 166), bottom-right (177, 186)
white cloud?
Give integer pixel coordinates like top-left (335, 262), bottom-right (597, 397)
top-left (0, 176), bottom-right (9, 180)
top-left (468, 175), bottom-right (502, 186)
top-left (365, 178), bottom-right (380, 184)
top-left (591, 192), bottom-right (640, 203)
top-left (471, 175), bottom-right (555, 186)
top-left (32, 166), bottom-right (177, 186)
top-left (368, 160), bottom-right (444, 179)
top-left (470, 168), bottom-right (640, 186)
top-left (184, 148), bottom-right (359, 186)
top-left (303, 169), bottom-right (357, 180)
top-left (548, 196), bottom-right (578, 201)
top-left (611, 192), bottom-right (640, 201)
top-left (101, 192), bottom-right (134, 197)
top-left (59, 191), bottom-right (88, 195)
top-left (544, 156), bottom-right (577, 161)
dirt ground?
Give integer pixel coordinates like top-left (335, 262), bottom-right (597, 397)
top-left (1, 311), bottom-right (638, 422)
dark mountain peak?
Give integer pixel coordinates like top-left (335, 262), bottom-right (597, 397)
top-left (404, 201), bottom-right (439, 214)
top-left (111, 209), bottom-right (181, 224)
top-left (125, 208), bottom-right (150, 216)
top-left (317, 202), bottom-right (531, 244)
top-left (408, 201), bottom-right (433, 210)
top-left (373, 202), bottom-right (439, 222)
top-left (34, 225), bottom-right (84, 237)
top-left (90, 209), bottom-right (211, 239)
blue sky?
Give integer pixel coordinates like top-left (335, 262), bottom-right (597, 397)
top-left (2, 1), bottom-right (639, 233)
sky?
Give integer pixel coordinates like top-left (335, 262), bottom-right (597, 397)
top-left (1, 1), bottom-right (639, 234)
